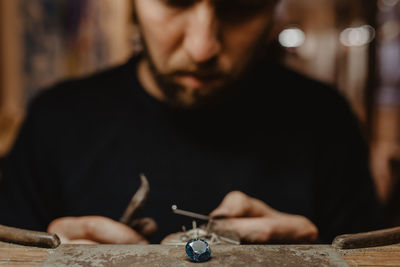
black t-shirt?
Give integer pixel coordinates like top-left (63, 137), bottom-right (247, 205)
top-left (0, 55), bottom-right (383, 243)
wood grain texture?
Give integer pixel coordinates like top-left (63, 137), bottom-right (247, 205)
top-left (339, 244), bottom-right (400, 267)
top-left (0, 242), bottom-right (49, 266)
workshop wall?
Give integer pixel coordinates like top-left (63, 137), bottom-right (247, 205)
top-left (20, 0), bottom-right (133, 100)
top-left (0, 0), bottom-right (133, 157)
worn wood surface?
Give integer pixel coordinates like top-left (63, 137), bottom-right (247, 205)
top-left (41, 244), bottom-right (348, 267)
top-left (0, 242), bottom-right (49, 266)
top-left (339, 244), bottom-right (400, 267)
top-left (0, 241), bottom-right (399, 266)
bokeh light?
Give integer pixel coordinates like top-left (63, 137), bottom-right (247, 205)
top-left (279, 27), bottom-right (306, 48)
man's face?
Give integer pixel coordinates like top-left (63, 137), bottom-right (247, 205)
top-left (134, 0), bottom-right (278, 108)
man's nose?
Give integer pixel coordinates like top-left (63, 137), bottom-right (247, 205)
top-left (183, 3), bottom-right (222, 63)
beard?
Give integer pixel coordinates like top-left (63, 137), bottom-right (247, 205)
top-left (142, 48), bottom-right (237, 109)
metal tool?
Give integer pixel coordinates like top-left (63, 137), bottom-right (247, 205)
top-left (0, 224), bottom-right (60, 248)
top-left (171, 205), bottom-right (210, 221)
top-left (119, 174), bottom-right (157, 238)
top-left (167, 205), bottom-right (240, 245)
top-left (333, 226), bottom-right (400, 249)
top-left (120, 173), bottom-right (150, 227)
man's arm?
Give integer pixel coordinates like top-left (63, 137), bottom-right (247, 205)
top-left (313, 93), bottom-right (384, 242)
top-left (208, 92), bottom-right (383, 244)
top-left (0, 101), bottom-right (52, 231)
top-left (0, 91), bottom-right (155, 244)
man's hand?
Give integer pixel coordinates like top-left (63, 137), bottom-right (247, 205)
top-left (47, 216), bottom-right (151, 244)
top-left (210, 191), bottom-right (318, 244)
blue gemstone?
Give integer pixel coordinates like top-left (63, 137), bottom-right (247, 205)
top-left (185, 238), bottom-right (211, 262)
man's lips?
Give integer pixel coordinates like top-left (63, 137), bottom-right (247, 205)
top-left (173, 73), bottom-right (225, 89)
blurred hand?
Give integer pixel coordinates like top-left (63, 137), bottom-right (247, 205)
top-left (210, 191), bottom-right (318, 244)
top-left (47, 216), bottom-right (152, 244)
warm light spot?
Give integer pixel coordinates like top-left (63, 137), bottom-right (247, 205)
top-left (340, 25), bottom-right (376, 47)
top-left (279, 27), bottom-right (306, 48)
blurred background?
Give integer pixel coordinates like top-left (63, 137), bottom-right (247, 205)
top-left (0, 0), bottom-right (399, 224)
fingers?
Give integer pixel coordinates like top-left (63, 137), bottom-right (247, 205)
top-left (212, 215), bottom-right (318, 244)
top-left (210, 191), bottom-right (277, 218)
top-left (211, 217), bottom-right (275, 243)
top-left (272, 215), bottom-right (319, 243)
top-left (48, 216), bottom-right (148, 244)
top-left (130, 217), bottom-right (158, 238)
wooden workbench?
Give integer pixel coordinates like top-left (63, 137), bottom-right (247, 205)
top-left (1, 241), bottom-right (400, 266)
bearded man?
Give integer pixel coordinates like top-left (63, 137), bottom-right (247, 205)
top-left (0, 0), bottom-right (382, 244)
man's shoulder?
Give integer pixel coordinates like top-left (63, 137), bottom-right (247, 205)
top-left (267, 64), bottom-right (351, 117)
top-left (272, 64), bottom-right (344, 105)
top-left (23, 56), bottom-right (141, 143)
top-left (31, 56), bottom-right (137, 112)
top-left (249, 62), bottom-right (357, 134)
